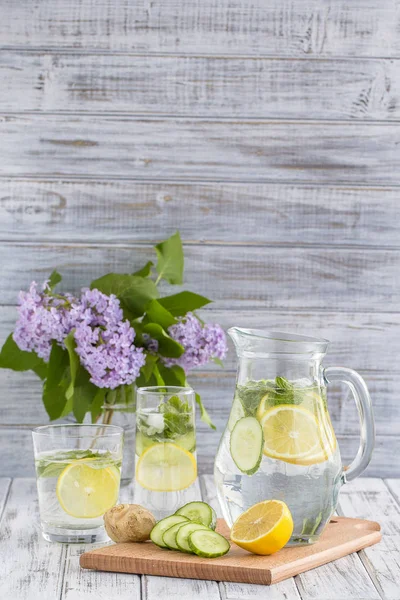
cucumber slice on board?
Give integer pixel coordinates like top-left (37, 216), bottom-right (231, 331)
top-left (188, 529), bottom-right (230, 558)
top-left (176, 522), bottom-right (210, 553)
top-left (175, 501), bottom-right (217, 530)
top-left (150, 515), bottom-right (189, 549)
top-left (162, 521), bottom-right (188, 550)
top-left (230, 416), bottom-right (263, 475)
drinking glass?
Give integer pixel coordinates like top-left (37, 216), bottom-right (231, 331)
top-left (134, 386), bottom-right (199, 520)
top-left (32, 424), bottom-right (124, 543)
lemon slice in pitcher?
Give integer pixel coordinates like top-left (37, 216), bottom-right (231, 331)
top-left (56, 461), bottom-right (120, 518)
top-left (136, 442), bottom-right (197, 492)
top-left (260, 404), bottom-right (329, 465)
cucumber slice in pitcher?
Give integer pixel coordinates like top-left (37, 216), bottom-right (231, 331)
top-left (150, 515), bottom-right (189, 548)
top-left (227, 396), bottom-right (246, 431)
top-left (230, 416), bottom-right (263, 475)
top-left (188, 529), bottom-right (230, 558)
top-left (175, 501), bottom-right (217, 530)
top-left (176, 522), bottom-right (210, 553)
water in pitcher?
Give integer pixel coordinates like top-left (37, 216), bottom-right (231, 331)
top-left (214, 378), bottom-right (343, 544)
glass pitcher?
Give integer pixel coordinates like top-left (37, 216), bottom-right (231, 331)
top-left (214, 328), bottom-right (375, 545)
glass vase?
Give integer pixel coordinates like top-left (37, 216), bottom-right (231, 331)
top-left (102, 384), bottom-right (136, 487)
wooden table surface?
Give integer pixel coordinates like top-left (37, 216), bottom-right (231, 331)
top-left (1, 476), bottom-right (399, 600)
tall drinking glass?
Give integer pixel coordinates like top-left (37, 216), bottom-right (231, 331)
top-left (32, 424), bottom-right (124, 543)
top-left (134, 386), bottom-right (199, 519)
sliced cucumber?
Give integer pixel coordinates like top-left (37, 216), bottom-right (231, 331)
top-left (175, 430), bottom-right (196, 453)
top-left (150, 515), bottom-right (189, 548)
top-left (175, 501), bottom-right (217, 530)
top-left (162, 521), bottom-right (187, 550)
top-left (135, 431), bottom-right (156, 456)
top-left (176, 522), bottom-right (210, 553)
top-left (188, 529), bottom-right (230, 558)
top-left (230, 416), bottom-right (263, 475)
top-left (227, 396), bottom-right (246, 431)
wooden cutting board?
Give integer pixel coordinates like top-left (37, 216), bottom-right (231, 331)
top-left (80, 517), bottom-right (381, 585)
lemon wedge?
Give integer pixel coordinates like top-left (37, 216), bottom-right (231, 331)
top-left (56, 460), bottom-right (120, 518)
top-left (231, 499), bottom-right (293, 555)
top-left (260, 404), bottom-right (333, 465)
top-left (136, 442), bottom-right (197, 492)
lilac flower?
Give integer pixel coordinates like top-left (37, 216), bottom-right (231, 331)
top-left (74, 318), bottom-right (145, 389)
top-left (71, 288), bottom-right (123, 328)
top-left (13, 281), bottom-right (74, 361)
top-left (72, 289), bottom-right (145, 389)
top-left (13, 282), bottom-right (145, 389)
top-left (142, 333), bottom-right (159, 354)
top-left (164, 312), bottom-right (227, 371)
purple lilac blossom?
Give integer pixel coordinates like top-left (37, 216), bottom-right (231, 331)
top-left (13, 282), bottom-right (145, 388)
top-left (142, 333), bottom-right (159, 354)
top-left (164, 312), bottom-right (227, 371)
top-left (73, 289), bottom-right (145, 389)
top-left (13, 281), bottom-right (75, 360)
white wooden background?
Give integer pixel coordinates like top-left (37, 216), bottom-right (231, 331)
top-left (0, 0), bottom-right (399, 477)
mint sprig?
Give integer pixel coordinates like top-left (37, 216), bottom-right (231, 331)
top-left (237, 377), bottom-right (327, 416)
top-left (138, 395), bottom-right (194, 442)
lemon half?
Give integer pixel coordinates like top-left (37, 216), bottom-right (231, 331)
top-left (231, 499), bottom-right (293, 555)
top-left (136, 442), bottom-right (197, 492)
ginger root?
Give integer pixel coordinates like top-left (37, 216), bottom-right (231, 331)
top-left (104, 504), bottom-right (156, 543)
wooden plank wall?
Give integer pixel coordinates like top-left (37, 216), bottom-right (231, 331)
top-left (0, 0), bottom-right (399, 476)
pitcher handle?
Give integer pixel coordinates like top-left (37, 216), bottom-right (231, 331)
top-left (323, 366), bottom-right (375, 482)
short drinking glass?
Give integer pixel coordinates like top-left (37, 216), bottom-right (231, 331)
top-left (134, 386), bottom-right (199, 520)
top-left (32, 424), bottom-right (124, 543)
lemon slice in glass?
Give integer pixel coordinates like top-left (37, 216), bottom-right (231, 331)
top-left (136, 442), bottom-right (197, 492)
top-left (260, 404), bottom-right (330, 465)
top-left (56, 461), bottom-right (120, 518)
top-left (231, 499), bottom-right (293, 555)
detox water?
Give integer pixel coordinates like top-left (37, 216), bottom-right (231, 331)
top-left (214, 378), bottom-right (343, 544)
top-left (134, 387), bottom-right (199, 520)
top-left (35, 448), bottom-right (122, 542)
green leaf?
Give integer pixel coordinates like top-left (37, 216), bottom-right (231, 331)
top-left (91, 273), bottom-right (158, 319)
top-left (72, 366), bottom-right (98, 423)
top-left (195, 392), bottom-right (216, 430)
top-left (135, 371), bottom-right (148, 388)
top-left (133, 261), bottom-right (154, 278)
top-left (47, 269), bottom-right (62, 290)
top-left (91, 388), bottom-right (106, 423)
top-left (170, 365), bottom-right (187, 385)
top-left (59, 395), bottom-right (73, 418)
top-left (143, 323), bottom-right (184, 358)
top-left (158, 395), bottom-right (193, 438)
top-left (141, 353), bottom-right (159, 383)
top-left (153, 364), bottom-right (165, 386)
top-left (275, 376), bottom-right (293, 391)
top-left (0, 334), bottom-right (47, 379)
top-left (145, 299), bottom-right (177, 329)
top-left (155, 231), bottom-right (184, 285)
top-left (212, 356), bottom-right (224, 368)
top-left (64, 331), bottom-right (79, 401)
top-left (42, 343), bottom-right (70, 420)
top-left (158, 291), bottom-right (211, 316)
top-left (157, 363), bottom-right (186, 386)
top-left (35, 449), bottom-right (106, 478)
